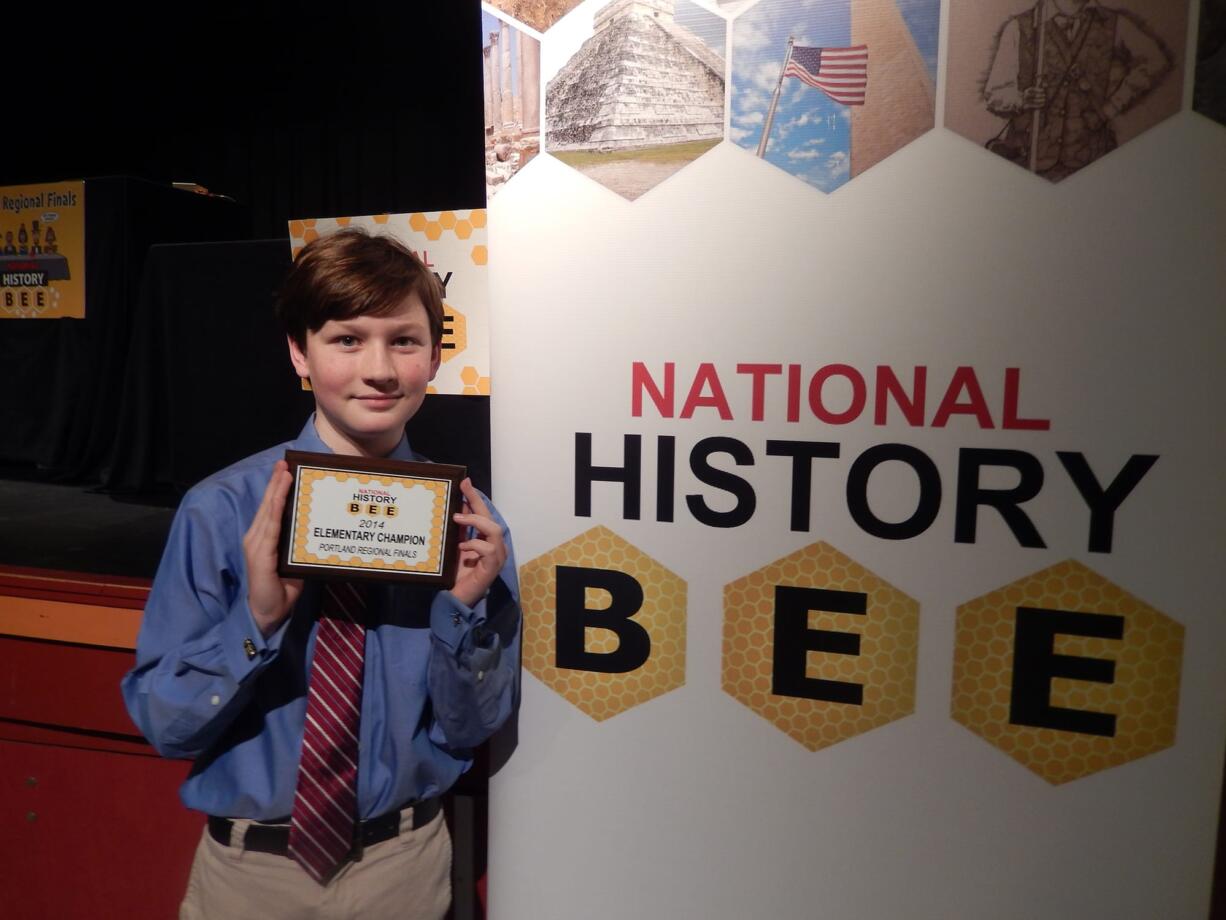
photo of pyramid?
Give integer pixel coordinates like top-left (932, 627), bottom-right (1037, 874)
top-left (546, 0), bottom-right (726, 200)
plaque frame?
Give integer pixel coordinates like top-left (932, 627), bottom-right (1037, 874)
top-left (277, 449), bottom-right (466, 587)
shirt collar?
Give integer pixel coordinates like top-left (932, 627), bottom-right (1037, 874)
top-left (295, 413), bottom-right (415, 462)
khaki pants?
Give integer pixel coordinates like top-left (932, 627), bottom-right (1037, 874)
top-left (180, 807), bottom-right (451, 920)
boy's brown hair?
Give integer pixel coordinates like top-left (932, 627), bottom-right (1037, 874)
top-left (275, 228), bottom-right (444, 348)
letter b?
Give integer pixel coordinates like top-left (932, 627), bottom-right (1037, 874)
top-left (555, 565), bottom-right (650, 673)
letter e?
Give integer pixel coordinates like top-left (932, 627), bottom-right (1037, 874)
top-left (772, 586), bottom-right (866, 704)
top-left (1009, 606), bottom-right (1124, 736)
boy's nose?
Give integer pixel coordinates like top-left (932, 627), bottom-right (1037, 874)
top-left (361, 345), bottom-right (397, 383)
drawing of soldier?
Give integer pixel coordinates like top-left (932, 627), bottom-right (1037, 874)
top-left (983, 0), bottom-right (1172, 180)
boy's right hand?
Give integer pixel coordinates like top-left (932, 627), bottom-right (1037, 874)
top-left (243, 460), bottom-right (304, 638)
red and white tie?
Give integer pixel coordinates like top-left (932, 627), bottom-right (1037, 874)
top-left (288, 583), bottom-right (367, 884)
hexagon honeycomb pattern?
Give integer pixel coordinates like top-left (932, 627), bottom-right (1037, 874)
top-left (944, 0), bottom-right (1189, 183)
top-left (545, 0), bottom-right (726, 201)
top-left (519, 525), bottom-right (687, 720)
top-left (723, 541), bottom-right (919, 751)
top-left (730, 0), bottom-right (938, 193)
top-left (952, 559), bottom-right (1184, 784)
top-left (441, 304), bottom-right (467, 366)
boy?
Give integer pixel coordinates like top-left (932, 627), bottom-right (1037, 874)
top-left (122, 229), bottom-right (520, 919)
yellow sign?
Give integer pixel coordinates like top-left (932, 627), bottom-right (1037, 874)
top-left (952, 560), bottom-right (1184, 785)
top-left (0, 181), bottom-right (85, 319)
top-left (723, 541), bottom-right (920, 751)
top-left (519, 525), bottom-right (687, 721)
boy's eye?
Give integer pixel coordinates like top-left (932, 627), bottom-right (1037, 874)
top-left (394, 336), bottom-right (418, 347)
top-left (337, 335), bottom-right (358, 347)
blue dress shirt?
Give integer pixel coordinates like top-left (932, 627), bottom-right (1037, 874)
top-left (121, 417), bottom-right (520, 820)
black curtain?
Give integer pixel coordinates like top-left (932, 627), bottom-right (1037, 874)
top-left (1, 5), bottom-right (485, 238)
top-left (0, 5), bottom-right (486, 485)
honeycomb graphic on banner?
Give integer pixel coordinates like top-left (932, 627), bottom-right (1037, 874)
top-left (408, 210), bottom-right (484, 243)
top-left (952, 560), bottom-right (1183, 785)
top-left (722, 541), bottom-right (918, 751)
top-left (519, 525), bottom-right (686, 721)
top-left (442, 304), bottom-right (467, 365)
top-left (459, 366), bottom-right (491, 395)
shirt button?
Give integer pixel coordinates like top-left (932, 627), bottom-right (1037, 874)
top-left (243, 638), bottom-right (257, 660)
top-left (477, 671), bottom-right (485, 682)
top-left (210, 695), bottom-right (221, 706)
top-left (452, 613), bottom-right (462, 627)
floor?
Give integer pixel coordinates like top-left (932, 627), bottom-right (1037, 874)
top-left (0, 473), bottom-right (176, 578)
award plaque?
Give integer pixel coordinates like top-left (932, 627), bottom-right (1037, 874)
top-left (278, 450), bottom-right (466, 587)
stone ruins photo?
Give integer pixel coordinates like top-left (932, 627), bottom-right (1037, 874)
top-left (488, 0), bottom-right (586, 33)
top-left (484, 11), bottom-right (542, 198)
top-left (546, 0), bottom-right (726, 201)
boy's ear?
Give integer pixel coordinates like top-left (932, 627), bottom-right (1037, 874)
top-left (287, 334), bottom-right (310, 380)
top-left (429, 342), bottom-right (441, 381)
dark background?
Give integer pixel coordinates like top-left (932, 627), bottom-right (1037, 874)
top-left (0, 5), bottom-right (490, 578)
top-left (4, 6), bottom-right (485, 236)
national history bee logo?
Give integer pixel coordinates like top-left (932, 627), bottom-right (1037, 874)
top-left (0, 181), bottom-right (84, 319)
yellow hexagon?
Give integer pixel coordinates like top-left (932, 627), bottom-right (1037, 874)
top-left (288, 219), bottom-right (305, 240)
top-left (372, 214), bottom-right (390, 224)
top-left (454, 219), bottom-right (473, 240)
top-left (469, 209), bottom-right (487, 229)
top-left (409, 213), bottom-right (428, 232)
top-left (438, 211), bottom-right (457, 230)
top-left (302, 228), bottom-right (319, 244)
top-left (441, 303), bottom-right (467, 364)
top-left (722, 541), bottom-right (918, 751)
top-left (424, 221), bottom-right (443, 241)
top-left (471, 245), bottom-right (488, 266)
top-left (952, 560), bottom-right (1183, 785)
top-left (520, 525), bottom-right (687, 721)
top-left (335, 216), bottom-right (351, 227)
top-left (459, 365), bottom-right (490, 395)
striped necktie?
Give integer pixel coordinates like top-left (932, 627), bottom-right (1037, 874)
top-left (288, 583), bottom-right (367, 884)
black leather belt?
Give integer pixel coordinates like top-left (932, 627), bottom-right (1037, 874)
top-left (208, 797), bottom-right (441, 859)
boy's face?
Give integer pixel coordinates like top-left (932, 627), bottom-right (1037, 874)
top-left (288, 292), bottom-right (440, 457)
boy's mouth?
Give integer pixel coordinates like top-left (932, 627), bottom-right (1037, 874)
top-left (355, 393), bottom-right (402, 407)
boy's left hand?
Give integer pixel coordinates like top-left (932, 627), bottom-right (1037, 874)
top-left (450, 478), bottom-right (507, 609)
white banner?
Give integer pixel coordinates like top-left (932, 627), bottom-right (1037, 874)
top-left (486, 1), bottom-right (1226, 917)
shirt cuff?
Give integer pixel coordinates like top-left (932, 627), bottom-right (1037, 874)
top-left (430, 591), bottom-right (483, 653)
top-left (220, 596), bottom-right (287, 680)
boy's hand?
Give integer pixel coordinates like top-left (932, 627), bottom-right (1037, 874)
top-left (243, 460), bottom-right (304, 638)
top-left (450, 479), bottom-right (507, 609)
